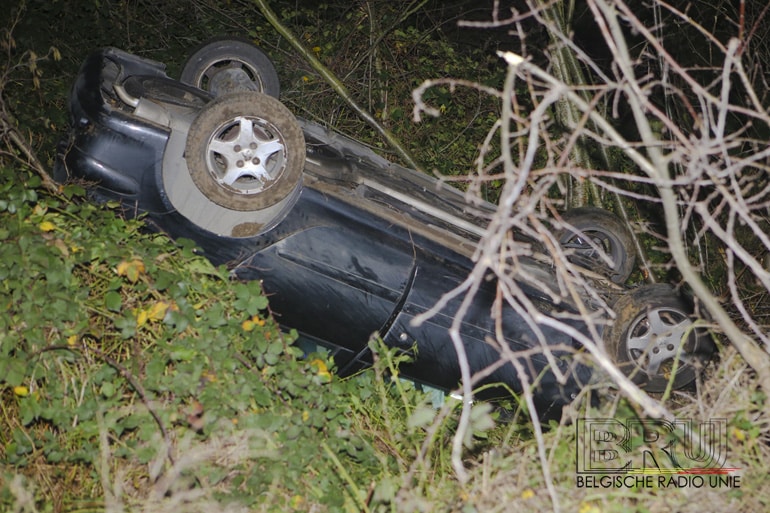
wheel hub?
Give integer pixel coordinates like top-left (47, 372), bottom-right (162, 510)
top-left (626, 308), bottom-right (692, 376)
top-left (208, 67), bottom-right (259, 96)
top-left (206, 116), bottom-right (286, 194)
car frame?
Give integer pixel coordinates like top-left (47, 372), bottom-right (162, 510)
top-left (54, 41), bottom-right (715, 416)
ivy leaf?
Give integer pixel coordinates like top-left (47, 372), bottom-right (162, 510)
top-left (147, 301), bottom-right (169, 321)
top-left (407, 405), bottom-right (436, 429)
top-left (116, 259), bottom-right (145, 283)
top-left (0, 358), bottom-right (28, 387)
top-left (100, 382), bottom-right (116, 398)
top-left (233, 282), bottom-right (269, 315)
top-left (463, 403), bottom-right (496, 447)
top-left (104, 291), bottom-right (122, 312)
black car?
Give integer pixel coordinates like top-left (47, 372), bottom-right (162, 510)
top-left (54, 40), bottom-right (714, 415)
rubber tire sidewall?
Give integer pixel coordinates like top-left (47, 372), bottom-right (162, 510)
top-left (604, 284), bottom-right (707, 392)
top-left (180, 37), bottom-right (280, 98)
top-left (558, 207), bottom-right (636, 284)
top-left (185, 91), bottom-right (304, 212)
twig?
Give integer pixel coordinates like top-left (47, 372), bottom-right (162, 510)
top-left (81, 336), bottom-right (176, 466)
top-left (0, 109), bottom-right (58, 193)
top-left (251, 0), bottom-right (423, 172)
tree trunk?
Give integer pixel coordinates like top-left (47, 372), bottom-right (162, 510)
top-left (537, 0), bottom-right (603, 208)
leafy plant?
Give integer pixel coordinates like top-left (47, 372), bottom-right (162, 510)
top-left (0, 167), bottom-right (385, 510)
top-left (0, 164), bottom-right (502, 512)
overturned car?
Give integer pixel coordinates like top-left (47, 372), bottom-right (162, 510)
top-left (54, 39), bottom-right (715, 415)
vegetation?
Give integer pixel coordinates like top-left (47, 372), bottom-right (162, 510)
top-left (2, 0), bottom-right (770, 511)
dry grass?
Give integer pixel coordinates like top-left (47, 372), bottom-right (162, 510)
top-left (462, 346), bottom-right (770, 513)
top-left (3, 346), bottom-right (769, 513)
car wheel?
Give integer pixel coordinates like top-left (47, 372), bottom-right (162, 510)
top-left (557, 207), bottom-right (636, 284)
top-left (185, 91), bottom-right (304, 212)
top-left (180, 37), bottom-right (280, 98)
top-left (603, 284), bottom-right (714, 392)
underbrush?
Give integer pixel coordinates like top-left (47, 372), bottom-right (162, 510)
top-left (0, 167), bottom-right (478, 511)
top-left (1, 167), bottom-right (768, 512)
top-left (2, 1), bottom-right (505, 200)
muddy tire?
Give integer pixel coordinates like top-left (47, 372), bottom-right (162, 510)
top-left (604, 284), bottom-right (714, 392)
top-left (180, 37), bottom-right (280, 97)
top-left (557, 207), bottom-right (636, 284)
top-left (185, 91), bottom-right (304, 212)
